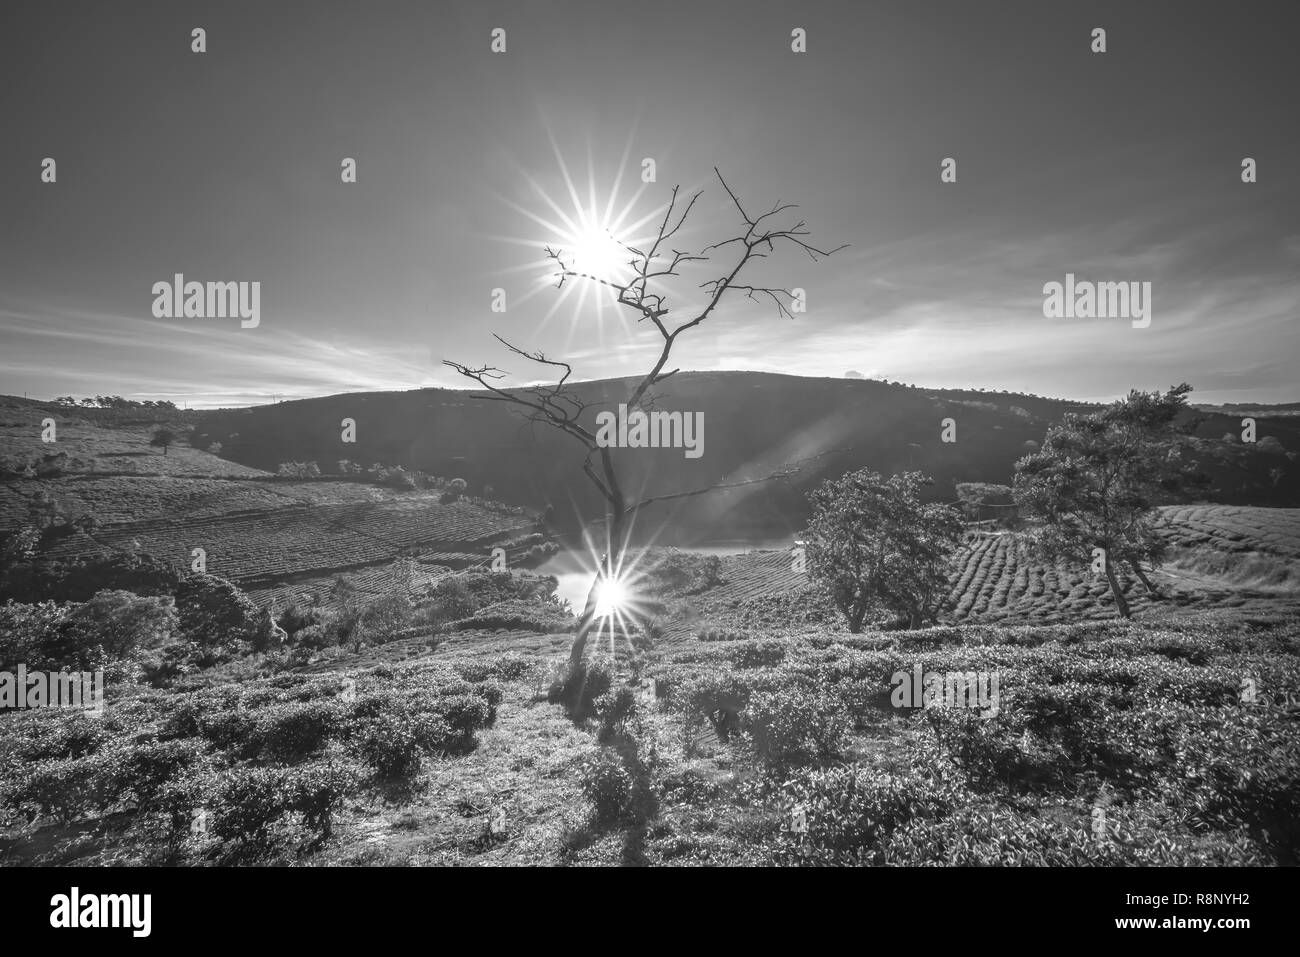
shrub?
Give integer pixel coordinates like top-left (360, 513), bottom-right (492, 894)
top-left (100, 739), bottom-right (211, 807)
top-left (251, 607), bottom-right (288, 653)
top-left (646, 550), bottom-right (726, 595)
top-left (776, 766), bottom-right (964, 865)
top-left (276, 461), bottom-right (321, 479)
top-left (419, 577), bottom-right (477, 625)
top-left (579, 753), bottom-right (634, 826)
top-left (290, 761), bottom-right (362, 841)
top-left (1, 550), bottom-right (178, 605)
top-left (63, 590), bottom-right (177, 660)
top-left (250, 701), bottom-right (343, 760)
top-left (209, 766), bottom-right (296, 844)
top-left (549, 657), bottom-right (614, 721)
top-left (741, 687), bottom-right (850, 771)
top-left (175, 574), bottom-right (261, 649)
top-left (440, 478), bottom-right (468, 503)
top-left (277, 601), bottom-right (323, 636)
top-left (351, 711), bottom-right (439, 782)
top-left (450, 599), bottom-right (573, 633)
top-left (0, 599), bottom-right (72, 671)
top-left (294, 623), bottom-right (333, 650)
top-left (358, 593), bottom-right (415, 643)
top-left (453, 652), bottom-right (533, 683)
top-left (6, 712), bottom-right (114, 762)
top-left (5, 756), bottom-right (103, 823)
top-left (438, 694), bottom-right (496, 749)
top-left (594, 685), bottom-right (639, 742)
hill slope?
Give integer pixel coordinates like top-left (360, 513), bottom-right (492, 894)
top-left (191, 373), bottom-right (1300, 540)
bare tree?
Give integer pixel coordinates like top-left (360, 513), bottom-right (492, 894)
top-left (445, 168), bottom-right (845, 665)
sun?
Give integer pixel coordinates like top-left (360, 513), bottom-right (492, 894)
top-left (594, 574), bottom-right (629, 619)
top-left (560, 528), bottom-right (666, 657)
top-left (486, 126), bottom-right (684, 348)
top-left (566, 219), bottom-right (632, 283)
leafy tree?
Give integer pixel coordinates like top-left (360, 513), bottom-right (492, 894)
top-left (954, 482), bottom-right (1014, 519)
top-left (0, 600), bottom-right (71, 671)
top-left (34, 451), bottom-right (69, 478)
top-left (0, 549), bottom-right (178, 605)
top-left (150, 428), bottom-right (177, 456)
top-left (62, 590), bottom-right (178, 661)
top-left (277, 460), bottom-right (321, 479)
top-left (325, 575), bottom-right (365, 650)
top-left (804, 469), bottom-right (963, 632)
top-left (251, 606), bottom-right (288, 652)
top-left (357, 593), bottom-right (414, 646)
top-left (175, 574), bottom-right (261, 648)
top-left (1012, 383), bottom-right (1207, 618)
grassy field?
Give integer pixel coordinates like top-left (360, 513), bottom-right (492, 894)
top-left (1, 412), bottom-right (543, 601)
top-left (2, 408), bottom-right (1297, 867)
top-left (649, 506), bottom-right (1300, 642)
top-left (4, 600), bottom-right (1296, 866)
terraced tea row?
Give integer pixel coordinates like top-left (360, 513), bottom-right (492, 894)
top-left (669, 507), bottom-right (1299, 633)
top-left (39, 498), bottom-right (534, 587)
top-left (1156, 505), bottom-right (1300, 558)
top-left (0, 475), bottom-right (453, 528)
top-left (245, 562), bottom-right (459, 609)
top-left (943, 533), bottom-right (1176, 623)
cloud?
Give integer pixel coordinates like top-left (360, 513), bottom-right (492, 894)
top-left (0, 301), bottom-right (440, 408)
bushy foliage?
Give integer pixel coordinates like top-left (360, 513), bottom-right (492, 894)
top-left (439, 477), bottom-right (468, 503)
top-left (741, 686), bottom-right (850, 771)
top-left (579, 753), bottom-right (634, 826)
top-left (418, 577), bottom-right (477, 624)
top-left (175, 574), bottom-right (261, 650)
top-left (776, 766), bottom-right (965, 865)
top-left (453, 652), bottom-right (533, 683)
top-left (357, 593), bottom-right (415, 644)
top-left (0, 550), bottom-right (178, 604)
top-left (549, 657), bottom-right (615, 721)
top-left (0, 660), bottom-right (500, 860)
top-left (450, 599), bottom-right (574, 633)
top-left (276, 460), bottom-right (321, 479)
top-left (646, 615), bottom-right (1300, 865)
top-left (367, 464), bottom-right (416, 489)
top-left (804, 469), bottom-right (963, 631)
top-left (63, 590), bottom-right (177, 661)
top-left (644, 550), bottom-right (726, 595)
top-left (1014, 383), bottom-right (1208, 617)
top-left (0, 600), bottom-right (73, 671)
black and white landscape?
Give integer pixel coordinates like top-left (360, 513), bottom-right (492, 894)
top-left (0, 0), bottom-right (1297, 878)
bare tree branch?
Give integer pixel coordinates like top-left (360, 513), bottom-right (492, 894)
top-left (444, 169), bottom-right (846, 664)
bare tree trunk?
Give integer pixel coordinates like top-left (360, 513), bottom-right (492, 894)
top-left (567, 506), bottom-right (626, 667)
top-left (568, 580), bottom-right (601, 667)
top-left (1103, 561), bottom-right (1131, 619)
top-left (1128, 559), bottom-right (1159, 596)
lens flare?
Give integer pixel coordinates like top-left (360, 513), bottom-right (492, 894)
top-left (485, 125), bottom-right (687, 351)
top-left (594, 575), bottom-right (628, 619)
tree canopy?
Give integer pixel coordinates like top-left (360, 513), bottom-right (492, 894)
top-left (804, 469), bottom-right (963, 632)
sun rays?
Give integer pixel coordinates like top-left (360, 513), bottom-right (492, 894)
top-left (485, 127), bottom-right (683, 354)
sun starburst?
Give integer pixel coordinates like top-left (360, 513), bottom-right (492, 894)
top-left (486, 127), bottom-right (685, 353)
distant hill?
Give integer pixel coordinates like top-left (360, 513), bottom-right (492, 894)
top-left (191, 373), bottom-right (1300, 542)
top-left (1194, 402), bottom-right (1300, 417)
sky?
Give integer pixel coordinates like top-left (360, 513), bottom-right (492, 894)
top-left (1, 0), bottom-right (1296, 408)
